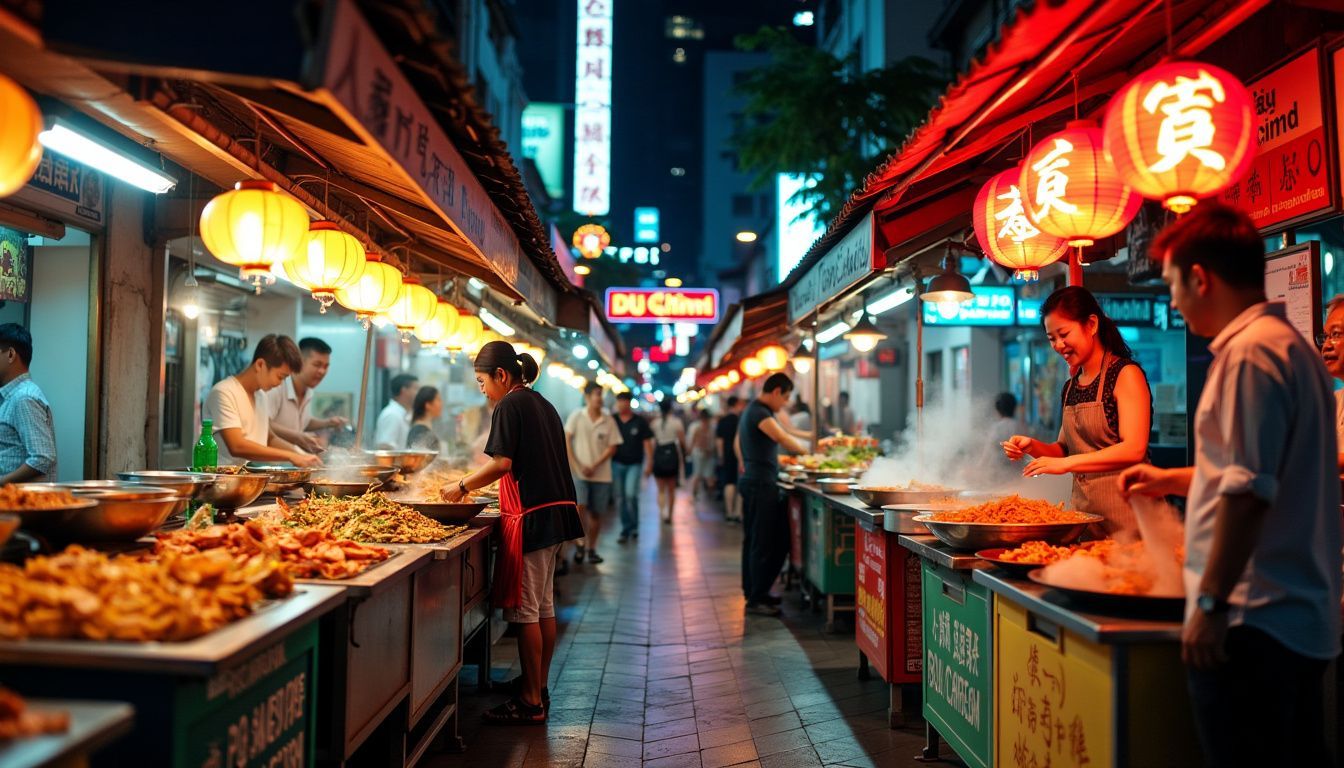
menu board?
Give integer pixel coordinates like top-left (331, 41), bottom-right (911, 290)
top-left (1263, 241), bottom-right (1320, 343)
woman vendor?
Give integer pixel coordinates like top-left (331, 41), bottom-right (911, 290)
top-left (442, 341), bottom-right (582, 724)
top-left (1002, 286), bottom-right (1152, 534)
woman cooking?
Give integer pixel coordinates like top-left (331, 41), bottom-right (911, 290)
top-left (441, 341), bottom-right (582, 724)
top-left (1002, 286), bottom-right (1152, 535)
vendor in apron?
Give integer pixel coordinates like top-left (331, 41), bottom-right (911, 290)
top-left (442, 340), bottom-right (583, 724)
top-left (1002, 286), bottom-right (1152, 536)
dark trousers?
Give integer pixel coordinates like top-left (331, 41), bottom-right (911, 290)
top-left (740, 477), bottom-right (786, 605)
top-left (1186, 625), bottom-right (1332, 767)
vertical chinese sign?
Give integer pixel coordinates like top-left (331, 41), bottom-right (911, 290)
top-left (1220, 48), bottom-right (1335, 229)
top-left (574, 0), bottom-right (613, 216)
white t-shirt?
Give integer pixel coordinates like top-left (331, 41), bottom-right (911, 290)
top-left (264, 378), bottom-right (314, 452)
top-left (565, 408), bottom-right (624, 483)
top-left (203, 376), bottom-right (269, 464)
top-left (651, 415), bottom-right (684, 446)
top-left (375, 401), bottom-right (411, 449)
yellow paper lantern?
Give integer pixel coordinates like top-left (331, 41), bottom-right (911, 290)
top-left (0, 75), bottom-right (42, 198)
top-left (755, 344), bottom-right (788, 372)
top-left (414, 299), bottom-right (461, 345)
top-left (334, 255), bottom-right (403, 327)
top-left (727, 370), bottom-right (741, 385)
top-left (199, 180), bottom-right (310, 290)
top-left (740, 357), bottom-right (765, 379)
top-left (385, 277), bottom-right (437, 338)
top-left (450, 315), bottom-right (484, 354)
top-left (282, 221), bottom-right (366, 312)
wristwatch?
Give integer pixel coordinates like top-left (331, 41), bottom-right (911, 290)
top-left (1196, 593), bottom-right (1229, 615)
top-left (458, 478), bottom-right (468, 496)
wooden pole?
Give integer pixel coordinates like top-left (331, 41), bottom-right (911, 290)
top-left (811, 318), bottom-right (820, 449)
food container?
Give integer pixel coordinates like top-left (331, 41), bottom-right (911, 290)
top-left (391, 498), bottom-right (489, 523)
top-left (117, 470), bottom-right (214, 500)
top-left (853, 486), bottom-right (960, 507)
top-left (185, 471), bottom-right (270, 510)
top-left (304, 479), bottom-right (376, 498)
top-left (912, 513), bottom-right (1101, 551)
top-left (364, 450), bottom-right (438, 474)
top-left (817, 477), bottom-right (856, 495)
top-left (12, 485), bottom-right (178, 541)
top-left (881, 507), bottom-right (929, 534)
top-left (1027, 567), bottom-right (1185, 615)
top-left (245, 463), bottom-right (312, 493)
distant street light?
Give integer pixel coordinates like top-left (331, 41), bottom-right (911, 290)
top-left (793, 11), bottom-right (814, 26)
top-left (736, 231), bottom-right (758, 243)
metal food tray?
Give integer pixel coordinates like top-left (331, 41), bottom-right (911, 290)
top-left (1027, 567), bottom-right (1185, 616)
top-left (912, 513), bottom-right (1101, 551)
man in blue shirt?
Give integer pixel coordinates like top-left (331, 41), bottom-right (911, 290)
top-left (735, 373), bottom-right (808, 617)
top-left (0, 324), bottom-right (56, 483)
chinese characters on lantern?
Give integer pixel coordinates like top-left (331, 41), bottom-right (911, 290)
top-left (1143, 71), bottom-right (1229, 173)
top-left (1029, 138), bottom-right (1079, 220)
top-left (574, 0), bottom-right (613, 216)
top-left (972, 168), bottom-right (1067, 282)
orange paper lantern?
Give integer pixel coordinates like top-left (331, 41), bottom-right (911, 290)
top-left (740, 357), bottom-right (765, 379)
top-left (282, 221), bottom-right (366, 312)
top-left (1103, 61), bottom-right (1255, 213)
top-left (755, 344), bottom-right (788, 372)
top-left (973, 167), bottom-right (1069, 281)
top-left (1019, 121), bottom-right (1142, 247)
top-left (0, 75), bottom-right (42, 197)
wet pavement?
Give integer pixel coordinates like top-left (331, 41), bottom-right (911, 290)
top-left (429, 486), bottom-right (947, 768)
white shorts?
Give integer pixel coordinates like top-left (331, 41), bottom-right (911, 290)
top-left (502, 543), bottom-right (561, 624)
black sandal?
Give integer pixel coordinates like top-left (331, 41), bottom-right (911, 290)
top-left (506, 677), bottom-right (551, 708)
top-left (574, 544), bottom-right (586, 564)
top-left (587, 551), bottom-right (604, 564)
top-left (482, 696), bottom-right (545, 725)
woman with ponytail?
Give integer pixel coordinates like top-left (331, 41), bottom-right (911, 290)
top-left (442, 340), bottom-right (582, 724)
top-left (1002, 286), bottom-right (1152, 535)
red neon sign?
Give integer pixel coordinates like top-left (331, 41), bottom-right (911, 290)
top-left (605, 287), bottom-right (719, 324)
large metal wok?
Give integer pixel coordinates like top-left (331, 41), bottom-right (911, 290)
top-left (1028, 568), bottom-right (1185, 616)
top-left (912, 513), bottom-right (1101, 551)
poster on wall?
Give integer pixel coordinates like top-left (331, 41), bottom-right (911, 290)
top-left (1263, 241), bottom-right (1320, 343)
top-left (0, 227), bottom-right (32, 303)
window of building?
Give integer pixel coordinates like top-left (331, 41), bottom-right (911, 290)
top-left (925, 351), bottom-right (943, 406)
top-left (952, 346), bottom-right (970, 390)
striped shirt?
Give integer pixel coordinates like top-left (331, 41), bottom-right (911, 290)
top-left (0, 373), bottom-right (57, 479)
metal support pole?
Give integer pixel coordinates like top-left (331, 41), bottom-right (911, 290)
top-left (811, 317), bottom-right (821, 447)
top-left (353, 323), bottom-right (376, 449)
top-left (1069, 247), bottom-right (1084, 286)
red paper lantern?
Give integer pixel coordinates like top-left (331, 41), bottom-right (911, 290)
top-left (1019, 120), bottom-right (1142, 247)
top-left (1102, 61), bottom-right (1255, 213)
top-left (973, 167), bottom-right (1069, 281)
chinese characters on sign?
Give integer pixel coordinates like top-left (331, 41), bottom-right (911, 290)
top-left (1220, 48), bottom-right (1332, 229)
top-left (574, 0), bottom-right (613, 216)
top-left (927, 606), bottom-right (983, 733)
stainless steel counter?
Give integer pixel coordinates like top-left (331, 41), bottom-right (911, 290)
top-left (897, 534), bottom-right (988, 571)
top-left (790, 482), bottom-right (884, 530)
top-left (0, 584), bottom-right (347, 675)
top-left (0, 700), bottom-right (134, 768)
top-left (972, 569), bottom-right (1183, 644)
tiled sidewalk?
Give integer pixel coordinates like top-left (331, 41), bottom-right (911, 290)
top-left (434, 488), bottom-right (942, 768)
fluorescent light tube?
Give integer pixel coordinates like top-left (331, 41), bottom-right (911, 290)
top-left (38, 123), bottom-right (176, 194)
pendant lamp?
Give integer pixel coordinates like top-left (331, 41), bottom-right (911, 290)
top-left (1019, 121), bottom-right (1142, 247)
top-left (199, 180), bottom-right (310, 291)
top-left (386, 277), bottom-right (438, 341)
top-left (843, 315), bottom-right (886, 353)
top-left (334, 254), bottom-right (403, 328)
top-left (755, 344), bottom-right (788, 372)
top-left (282, 221), bottom-right (366, 312)
top-left (0, 75), bottom-right (42, 197)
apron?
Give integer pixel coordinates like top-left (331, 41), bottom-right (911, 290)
top-left (490, 386), bottom-right (579, 609)
top-left (1060, 355), bottom-right (1135, 537)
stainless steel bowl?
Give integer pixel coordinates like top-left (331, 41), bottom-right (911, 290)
top-left (817, 477), bottom-right (857, 495)
top-left (310, 465), bottom-right (397, 485)
top-left (853, 486), bottom-right (960, 508)
top-left (189, 472), bottom-right (270, 509)
top-left (365, 450), bottom-right (438, 474)
top-left (881, 508), bottom-right (929, 535)
top-left (911, 514), bottom-right (1102, 551)
top-left (304, 480), bottom-right (376, 498)
top-left (391, 498), bottom-right (488, 523)
top-left (117, 470), bottom-right (214, 500)
top-left (12, 485), bottom-right (179, 541)
top-left (245, 463), bottom-right (312, 493)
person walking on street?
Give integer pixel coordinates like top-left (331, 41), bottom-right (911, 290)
top-left (0, 324), bottom-right (56, 483)
top-left (565, 382), bottom-right (622, 565)
top-left (443, 341), bottom-right (582, 725)
top-left (716, 396), bottom-right (745, 522)
top-left (265, 337), bottom-right (346, 455)
top-left (203, 335), bottom-right (320, 467)
top-left (611, 392), bottom-right (653, 543)
top-left (651, 399), bottom-right (685, 525)
top-left (375, 373), bottom-right (418, 449)
top-left (736, 374), bottom-right (809, 616)
top-left (1119, 203), bottom-right (1341, 766)
top-left (687, 408), bottom-right (716, 500)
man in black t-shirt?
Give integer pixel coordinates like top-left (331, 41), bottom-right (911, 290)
top-left (611, 392), bottom-right (654, 542)
top-left (715, 396), bottom-right (745, 522)
top-left (735, 374), bottom-right (808, 617)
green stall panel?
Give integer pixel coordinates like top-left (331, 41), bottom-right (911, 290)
top-left (805, 495), bottom-right (855, 594)
top-left (921, 559), bottom-right (992, 768)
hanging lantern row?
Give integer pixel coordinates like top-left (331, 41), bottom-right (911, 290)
top-left (0, 74), bottom-right (43, 198)
top-left (973, 60), bottom-right (1256, 282)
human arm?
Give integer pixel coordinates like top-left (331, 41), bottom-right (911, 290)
top-left (1023, 366), bottom-right (1152, 476)
top-left (216, 427), bottom-right (320, 466)
top-left (759, 417), bottom-right (808, 455)
top-left (0, 398), bottom-right (56, 483)
top-left (643, 438), bottom-right (654, 478)
top-left (306, 415), bottom-right (348, 430)
top-left (269, 421), bottom-right (322, 453)
top-left (734, 433), bottom-right (742, 468)
top-left (442, 455), bottom-right (513, 502)
top-left (1118, 464), bottom-right (1196, 498)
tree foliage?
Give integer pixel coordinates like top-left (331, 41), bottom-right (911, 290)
top-left (730, 27), bottom-right (946, 225)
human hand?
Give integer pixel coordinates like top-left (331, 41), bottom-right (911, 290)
top-left (325, 416), bottom-right (349, 429)
top-left (1182, 609), bottom-right (1229, 670)
top-left (296, 433), bottom-right (323, 454)
top-left (291, 452), bottom-right (322, 468)
top-left (581, 464), bottom-right (596, 479)
top-left (643, 466), bottom-right (652, 479)
top-left (1118, 464), bottom-right (1174, 499)
top-left (1022, 456), bottom-right (1069, 477)
top-left (1001, 435), bottom-right (1033, 462)
top-left (440, 481), bottom-right (468, 503)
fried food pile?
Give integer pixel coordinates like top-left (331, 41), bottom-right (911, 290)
top-left (0, 545), bottom-right (292, 641)
top-left (998, 539), bottom-right (1112, 565)
top-left (155, 519), bottom-right (390, 580)
top-left (1013, 539), bottom-right (1187, 595)
top-left (195, 465), bottom-right (245, 475)
top-left (0, 687), bottom-right (68, 740)
top-left (929, 495), bottom-right (1092, 524)
top-left (0, 485), bottom-right (79, 510)
top-left (277, 492), bottom-right (463, 543)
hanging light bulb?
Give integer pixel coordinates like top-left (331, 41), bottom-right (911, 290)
top-left (199, 180), bottom-right (310, 292)
top-left (182, 282), bottom-right (201, 320)
top-left (334, 254), bottom-right (403, 328)
top-left (843, 315), bottom-right (886, 353)
top-left (920, 251), bottom-right (974, 305)
top-left (740, 356), bottom-right (766, 379)
top-left (282, 221), bottom-right (366, 312)
top-left (791, 350), bottom-right (814, 375)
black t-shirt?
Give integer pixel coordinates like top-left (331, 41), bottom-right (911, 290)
top-left (612, 412), bottom-right (654, 464)
top-left (485, 388), bottom-right (583, 552)
top-left (737, 400), bottom-right (779, 481)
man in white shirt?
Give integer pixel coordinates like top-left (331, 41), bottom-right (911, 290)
top-left (565, 382), bottom-right (622, 565)
top-left (374, 373), bottom-right (418, 449)
top-left (1120, 203), bottom-right (1341, 767)
top-left (266, 337), bottom-right (348, 454)
top-left (203, 335), bottom-right (320, 467)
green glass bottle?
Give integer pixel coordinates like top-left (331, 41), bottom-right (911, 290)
top-left (192, 419), bottom-right (218, 470)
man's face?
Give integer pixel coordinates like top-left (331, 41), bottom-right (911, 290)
top-left (585, 389), bottom-right (604, 410)
top-left (258, 361), bottom-right (291, 391)
top-left (400, 380), bottom-right (420, 404)
top-left (301, 352), bottom-right (331, 388)
top-left (1161, 253), bottom-right (1208, 337)
top-left (761, 389), bottom-right (791, 413)
top-left (1322, 305), bottom-right (1344, 379)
